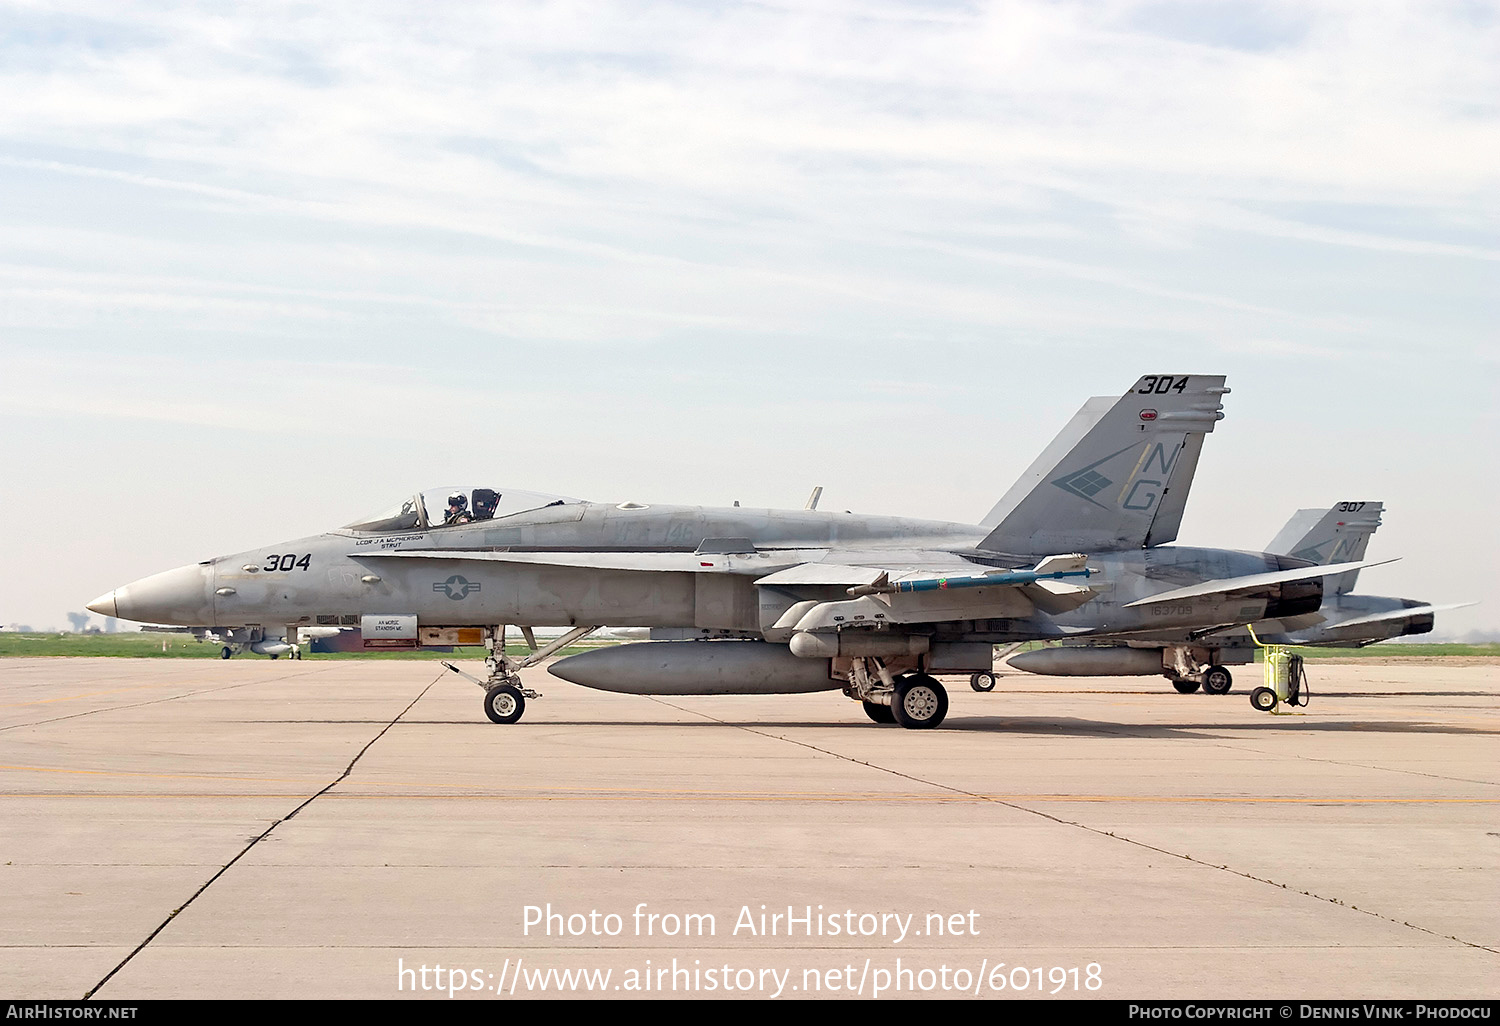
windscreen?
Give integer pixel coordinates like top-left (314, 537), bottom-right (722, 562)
top-left (343, 496), bottom-right (422, 533)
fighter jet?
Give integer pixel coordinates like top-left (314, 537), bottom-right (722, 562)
top-left (1007, 502), bottom-right (1464, 692)
top-left (87, 373), bottom-right (1386, 729)
top-left (136, 624), bottom-right (348, 658)
top-left (1254, 503), bottom-right (1470, 646)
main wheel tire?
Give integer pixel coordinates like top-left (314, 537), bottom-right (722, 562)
top-left (1202, 665), bottom-right (1233, 695)
top-left (220, 647), bottom-right (233, 659)
top-left (970, 671), bottom-right (998, 692)
top-left (484, 684), bottom-right (526, 724)
top-left (1172, 679), bottom-right (1201, 694)
top-left (862, 701), bottom-right (896, 724)
top-left (1250, 686), bottom-right (1278, 712)
top-left (891, 674), bottom-right (949, 730)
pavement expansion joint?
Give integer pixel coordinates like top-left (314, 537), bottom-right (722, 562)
top-left (1212, 740), bottom-right (1500, 788)
top-left (0, 669), bottom-right (325, 734)
top-left (645, 695), bottom-right (1500, 959)
top-left (81, 669), bottom-right (446, 1000)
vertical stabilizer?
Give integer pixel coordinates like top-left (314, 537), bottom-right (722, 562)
top-left (1266, 502), bottom-right (1384, 594)
top-left (978, 374), bottom-right (1228, 555)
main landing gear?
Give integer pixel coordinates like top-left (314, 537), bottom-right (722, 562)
top-left (1202, 665), bottom-right (1233, 695)
top-left (1167, 667), bottom-right (1231, 694)
top-left (1163, 646), bottom-right (1234, 696)
top-left (846, 657), bottom-right (949, 729)
top-left (892, 674), bottom-right (949, 729)
top-left (444, 624), bottom-right (602, 724)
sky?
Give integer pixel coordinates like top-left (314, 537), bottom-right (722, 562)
top-left (0, 0), bottom-right (1496, 636)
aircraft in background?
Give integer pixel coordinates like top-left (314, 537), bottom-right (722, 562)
top-left (139, 624), bottom-right (347, 659)
top-left (89, 373), bottom-right (1389, 729)
top-left (1005, 502), bottom-right (1470, 693)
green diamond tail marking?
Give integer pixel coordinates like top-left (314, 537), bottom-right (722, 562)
top-left (1050, 444), bottom-right (1138, 509)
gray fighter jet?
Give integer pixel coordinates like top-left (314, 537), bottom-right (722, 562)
top-left (88, 373), bottom-right (1385, 728)
top-left (1007, 502), bottom-right (1463, 693)
top-left (137, 624), bottom-right (348, 659)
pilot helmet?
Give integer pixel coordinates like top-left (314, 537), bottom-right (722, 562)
top-left (448, 493), bottom-right (468, 509)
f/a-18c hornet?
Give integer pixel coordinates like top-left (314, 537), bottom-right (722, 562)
top-left (88, 374), bottom-right (1387, 729)
top-left (1006, 501), bottom-right (1467, 694)
top-left (139, 624), bottom-right (348, 659)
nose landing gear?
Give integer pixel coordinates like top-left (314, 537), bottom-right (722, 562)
top-left (445, 624), bottom-right (602, 723)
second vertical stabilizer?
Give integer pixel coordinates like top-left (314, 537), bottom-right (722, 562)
top-left (1266, 502), bottom-right (1384, 595)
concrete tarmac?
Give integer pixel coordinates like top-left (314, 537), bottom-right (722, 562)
top-left (0, 657), bottom-right (1495, 1000)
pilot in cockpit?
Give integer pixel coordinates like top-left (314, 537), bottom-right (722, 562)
top-left (443, 492), bottom-right (473, 525)
top-left (471, 488), bottom-right (500, 521)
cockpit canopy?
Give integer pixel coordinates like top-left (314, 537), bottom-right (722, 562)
top-left (344, 487), bottom-right (580, 533)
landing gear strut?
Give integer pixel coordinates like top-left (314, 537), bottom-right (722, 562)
top-left (444, 624), bottom-right (602, 724)
top-left (1162, 646), bottom-right (1234, 696)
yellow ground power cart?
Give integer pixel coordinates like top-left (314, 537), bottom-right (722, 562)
top-left (1247, 628), bottom-right (1310, 713)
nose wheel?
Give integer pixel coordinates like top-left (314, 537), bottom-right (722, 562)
top-left (442, 661), bottom-right (542, 724)
top-left (484, 684), bottom-right (526, 724)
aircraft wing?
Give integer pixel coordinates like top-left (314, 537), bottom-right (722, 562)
top-left (1122, 559), bottom-right (1397, 608)
top-left (764, 554), bottom-right (1100, 630)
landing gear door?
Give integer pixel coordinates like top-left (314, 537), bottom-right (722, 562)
top-left (362, 614), bottom-right (419, 650)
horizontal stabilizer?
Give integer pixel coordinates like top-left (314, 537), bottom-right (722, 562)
top-left (1253, 612), bottom-right (1328, 633)
top-left (1123, 559), bottom-right (1398, 608)
top-left (1316, 601), bottom-right (1475, 632)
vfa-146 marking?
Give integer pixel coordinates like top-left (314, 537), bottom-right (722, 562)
top-left (89, 374), bottom-right (1389, 728)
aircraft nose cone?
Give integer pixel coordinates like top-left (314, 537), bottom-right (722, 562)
top-left (86, 591), bottom-right (118, 617)
top-left (110, 563), bottom-right (215, 625)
